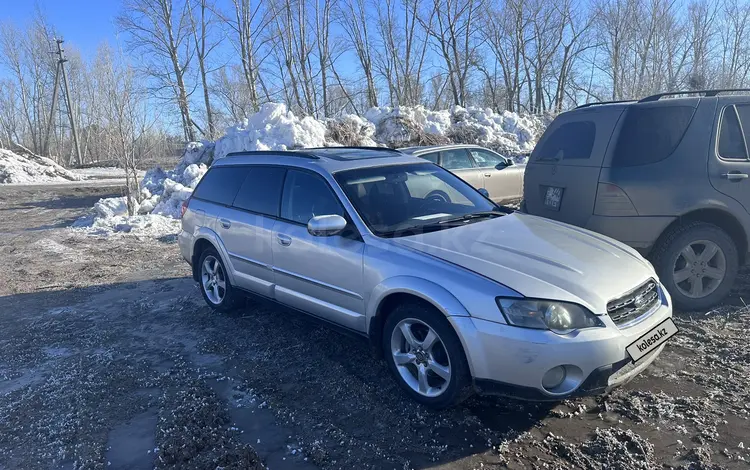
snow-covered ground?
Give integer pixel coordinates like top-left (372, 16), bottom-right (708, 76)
top-left (76, 103), bottom-right (548, 236)
top-left (0, 148), bottom-right (81, 184)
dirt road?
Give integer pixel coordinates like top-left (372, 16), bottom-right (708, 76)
top-left (1, 184), bottom-right (748, 469)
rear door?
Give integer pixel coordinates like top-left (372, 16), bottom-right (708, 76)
top-left (438, 148), bottom-right (484, 191)
top-left (709, 100), bottom-right (750, 214)
top-left (524, 108), bottom-right (624, 226)
top-left (466, 147), bottom-right (523, 202)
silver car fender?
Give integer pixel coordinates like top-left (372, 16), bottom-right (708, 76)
top-left (192, 227), bottom-right (239, 287)
top-left (368, 275), bottom-right (471, 322)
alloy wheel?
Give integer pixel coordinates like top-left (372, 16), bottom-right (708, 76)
top-left (672, 240), bottom-right (726, 299)
top-left (201, 255), bottom-right (226, 304)
top-left (390, 318), bottom-right (451, 398)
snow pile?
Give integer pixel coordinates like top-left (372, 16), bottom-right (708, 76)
top-left (76, 102), bottom-right (547, 235)
top-left (0, 147), bottom-right (81, 184)
top-left (73, 195), bottom-right (180, 237)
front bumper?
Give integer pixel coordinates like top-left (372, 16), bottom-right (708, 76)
top-left (450, 301), bottom-right (672, 400)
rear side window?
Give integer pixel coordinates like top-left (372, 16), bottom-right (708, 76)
top-left (441, 149), bottom-right (474, 170)
top-left (192, 166), bottom-right (250, 205)
top-left (721, 105), bottom-right (750, 160)
top-left (612, 105), bottom-right (695, 167)
top-left (419, 152), bottom-right (439, 164)
top-left (232, 166), bottom-right (287, 216)
top-left (535, 121), bottom-right (596, 160)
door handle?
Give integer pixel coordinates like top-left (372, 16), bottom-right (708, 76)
top-left (484, 173), bottom-right (492, 177)
top-left (722, 172), bottom-right (749, 181)
top-left (277, 234), bottom-right (292, 246)
top-left (219, 218), bottom-right (232, 229)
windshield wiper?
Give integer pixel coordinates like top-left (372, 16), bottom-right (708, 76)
top-left (437, 211), bottom-right (506, 225)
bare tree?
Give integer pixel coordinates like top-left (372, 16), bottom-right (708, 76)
top-left (118, 0), bottom-right (197, 141)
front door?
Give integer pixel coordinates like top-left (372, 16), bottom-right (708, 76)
top-left (466, 148), bottom-right (523, 203)
top-left (439, 148), bottom-right (484, 191)
top-left (271, 169), bottom-right (366, 332)
top-left (709, 103), bottom-right (750, 214)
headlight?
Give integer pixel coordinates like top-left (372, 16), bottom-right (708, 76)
top-left (496, 298), bottom-right (604, 334)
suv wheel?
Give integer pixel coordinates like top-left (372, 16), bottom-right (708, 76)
top-left (382, 302), bottom-right (472, 409)
top-left (198, 248), bottom-right (241, 312)
top-left (652, 222), bottom-right (738, 310)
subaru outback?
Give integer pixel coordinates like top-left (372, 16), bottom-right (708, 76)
top-left (179, 147), bottom-right (675, 408)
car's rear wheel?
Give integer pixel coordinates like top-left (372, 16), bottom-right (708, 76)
top-left (382, 302), bottom-right (471, 409)
top-left (198, 247), bottom-right (241, 312)
top-left (652, 222), bottom-right (738, 311)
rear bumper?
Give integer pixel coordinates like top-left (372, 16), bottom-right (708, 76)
top-left (584, 215), bottom-right (675, 252)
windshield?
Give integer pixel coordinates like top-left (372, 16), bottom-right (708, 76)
top-left (334, 162), bottom-right (501, 237)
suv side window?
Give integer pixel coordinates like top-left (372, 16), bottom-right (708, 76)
top-left (281, 170), bottom-right (344, 224)
top-left (192, 166), bottom-right (250, 205)
top-left (419, 152), bottom-right (439, 164)
top-left (722, 105), bottom-right (750, 160)
top-left (468, 149), bottom-right (507, 167)
top-left (232, 166), bottom-right (287, 216)
top-left (535, 121), bottom-right (596, 160)
top-left (612, 105), bottom-right (696, 167)
top-left (440, 149), bottom-right (474, 170)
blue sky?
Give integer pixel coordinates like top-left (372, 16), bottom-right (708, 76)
top-left (2, 1), bottom-right (121, 57)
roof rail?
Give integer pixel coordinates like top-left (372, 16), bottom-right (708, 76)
top-left (224, 150), bottom-right (320, 159)
top-left (575, 99), bottom-right (637, 109)
top-left (306, 146), bottom-right (401, 153)
top-left (639, 88), bottom-right (750, 102)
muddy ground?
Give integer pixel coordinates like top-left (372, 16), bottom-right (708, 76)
top-left (0, 183), bottom-right (749, 470)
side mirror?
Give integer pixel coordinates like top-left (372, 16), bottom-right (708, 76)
top-left (478, 188), bottom-right (490, 198)
top-left (495, 160), bottom-right (512, 170)
top-left (308, 214), bottom-right (348, 237)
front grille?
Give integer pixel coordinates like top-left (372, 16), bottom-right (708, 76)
top-left (606, 279), bottom-right (660, 327)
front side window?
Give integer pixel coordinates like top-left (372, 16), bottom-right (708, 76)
top-left (334, 162), bottom-right (499, 237)
top-left (281, 170), bottom-right (343, 224)
top-left (440, 149), bottom-right (474, 170)
top-left (720, 105), bottom-right (749, 160)
top-left (419, 152), bottom-right (439, 164)
top-left (469, 149), bottom-right (507, 167)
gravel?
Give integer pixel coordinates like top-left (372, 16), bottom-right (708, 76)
top-left (1, 184), bottom-right (749, 469)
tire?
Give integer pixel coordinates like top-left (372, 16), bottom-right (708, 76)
top-left (382, 301), bottom-right (472, 409)
top-left (651, 222), bottom-right (738, 311)
top-left (197, 247), bottom-right (241, 313)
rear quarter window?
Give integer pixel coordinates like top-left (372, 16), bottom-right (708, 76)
top-left (192, 166), bottom-right (250, 205)
top-left (611, 105), bottom-right (696, 167)
top-left (534, 121), bottom-right (596, 161)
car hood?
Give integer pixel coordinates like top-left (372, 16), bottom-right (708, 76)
top-left (392, 212), bottom-right (656, 314)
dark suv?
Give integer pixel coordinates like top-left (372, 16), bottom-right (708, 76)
top-left (524, 90), bottom-right (750, 310)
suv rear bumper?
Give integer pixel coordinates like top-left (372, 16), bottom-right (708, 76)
top-left (585, 215), bottom-right (676, 252)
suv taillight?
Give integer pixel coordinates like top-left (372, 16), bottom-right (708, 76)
top-left (594, 183), bottom-right (638, 216)
top-left (181, 197), bottom-right (191, 217)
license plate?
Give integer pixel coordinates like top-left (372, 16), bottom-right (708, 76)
top-left (626, 318), bottom-right (678, 362)
top-left (544, 186), bottom-right (563, 210)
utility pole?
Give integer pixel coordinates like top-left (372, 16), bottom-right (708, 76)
top-left (54, 39), bottom-right (82, 166)
top-left (43, 61), bottom-right (60, 157)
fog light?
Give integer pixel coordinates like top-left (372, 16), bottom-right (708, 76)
top-left (542, 366), bottom-right (566, 389)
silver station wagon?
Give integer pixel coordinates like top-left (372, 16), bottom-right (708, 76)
top-left (179, 147), bottom-right (676, 408)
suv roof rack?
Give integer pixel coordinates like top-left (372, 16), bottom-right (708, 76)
top-left (639, 88), bottom-right (750, 102)
top-left (575, 99), bottom-right (637, 109)
top-left (306, 146), bottom-right (401, 153)
top-left (224, 150), bottom-right (320, 159)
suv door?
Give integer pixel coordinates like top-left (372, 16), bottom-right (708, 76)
top-left (221, 165), bottom-right (287, 297)
top-left (709, 102), bottom-right (750, 214)
top-left (466, 148), bottom-right (523, 202)
top-left (272, 169), bottom-right (366, 332)
top-left (438, 148), bottom-right (484, 191)
top-left (524, 108), bottom-right (624, 226)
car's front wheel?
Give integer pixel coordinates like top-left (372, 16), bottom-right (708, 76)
top-left (382, 302), bottom-right (472, 409)
top-left (198, 248), bottom-right (241, 312)
top-left (652, 222), bottom-right (738, 310)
